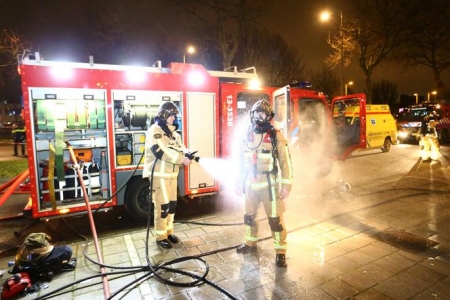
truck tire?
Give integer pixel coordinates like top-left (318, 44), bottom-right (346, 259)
top-left (124, 178), bottom-right (154, 223)
top-left (381, 138), bottom-right (391, 152)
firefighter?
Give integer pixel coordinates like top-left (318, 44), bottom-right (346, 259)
top-left (235, 99), bottom-right (293, 267)
top-left (419, 114), bottom-right (440, 161)
top-left (143, 102), bottom-right (192, 249)
top-left (12, 122), bottom-right (26, 157)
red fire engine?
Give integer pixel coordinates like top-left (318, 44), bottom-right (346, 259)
top-left (436, 103), bottom-right (450, 143)
top-left (17, 53), bottom-right (360, 222)
top-left (397, 101), bottom-right (450, 143)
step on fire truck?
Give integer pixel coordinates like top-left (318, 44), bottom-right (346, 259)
top-left (17, 53), bottom-right (366, 222)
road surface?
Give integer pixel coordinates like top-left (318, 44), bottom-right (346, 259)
top-left (0, 142), bottom-right (448, 258)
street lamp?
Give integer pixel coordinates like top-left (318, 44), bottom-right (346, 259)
top-left (320, 10), bottom-right (344, 95)
top-left (427, 90), bottom-right (437, 102)
top-left (183, 46), bottom-right (195, 63)
top-left (432, 91), bottom-right (437, 102)
top-left (413, 93), bottom-right (418, 104)
top-left (345, 81), bottom-right (353, 95)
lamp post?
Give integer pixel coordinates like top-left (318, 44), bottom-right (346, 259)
top-left (183, 46), bottom-right (195, 63)
top-left (432, 91), bottom-right (437, 102)
top-left (339, 11), bottom-right (344, 95)
top-left (320, 10), bottom-right (344, 95)
top-left (427, 90), bottom-right (437, 102)
top-left (345, 81), bottom-right (353, 95)
top-left (414, 93), bottom-right (418, 104)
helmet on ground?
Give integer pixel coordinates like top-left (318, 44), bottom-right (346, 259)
top-left (15, 233), bottom-right (54, 266)
top-left (156, 102), bottom-right (179, 121)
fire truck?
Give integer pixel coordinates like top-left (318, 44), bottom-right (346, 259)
top-left (17, 53), bottom-right (366, 222)
top-left (397, 101), bottom-right (450, 144)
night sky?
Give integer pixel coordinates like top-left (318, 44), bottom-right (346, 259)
top-left (2, 0), bottom-right (449, 100)
top-left (266, 0), bottom-right (450, 99)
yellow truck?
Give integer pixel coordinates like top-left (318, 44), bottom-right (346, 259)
top-left (332, 94), bottom-right (397, 159)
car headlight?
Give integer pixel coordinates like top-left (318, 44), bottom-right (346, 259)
top-left (398, 131), bottom-right (408, 138)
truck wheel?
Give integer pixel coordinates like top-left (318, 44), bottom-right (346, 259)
top-left (381, 138), bottom-right (391, 152)
top-left (124, 178), bottom-right (154, 223)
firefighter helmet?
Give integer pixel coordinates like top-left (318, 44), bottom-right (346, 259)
top-left (156, 102), bottom-right (179, 121)
top-left (250, 99), bottom-right (274, 133)
top-left (250, 99), bottom-right (274, 123)
top-left (15, 233), bottom-right (54, 266)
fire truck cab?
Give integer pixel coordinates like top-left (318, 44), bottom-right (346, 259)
top-left (270, 85), bottom-right (333, 177)
top-left (397, 101), bottom-right (450, 144)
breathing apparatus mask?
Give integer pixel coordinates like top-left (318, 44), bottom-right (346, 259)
top-left (250, 99), bottom-right (274, 134)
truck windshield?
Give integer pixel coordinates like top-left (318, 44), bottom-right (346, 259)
top-left (400, 106), bottom-right (442, 122)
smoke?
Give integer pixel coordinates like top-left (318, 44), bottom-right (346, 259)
top-left (197, 106), bottom-right (349, 208)
top-left (288, 102), bottom-right (347, 198)
top-left (196, 117), bottom-right (247, 196)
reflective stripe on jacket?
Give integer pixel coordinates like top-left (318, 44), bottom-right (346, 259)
top-left (240, 127), bottom-right (293, 191)
top-left (12, 127), bottom-right (26, 142)
top-left (142, 123), bottom-right (185, 178)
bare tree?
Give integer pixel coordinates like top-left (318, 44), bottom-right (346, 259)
top-left (239, 26), bottom-right (307, 86)
top-left (324, 22), bottom-right (356, 94)
top-left (397, 0), bottom-right (450, 96)
top-left (169, 0), bottom-right (271, 69)
top-left (0, 29), bottom-right (29, 67)
top-left (371, 79), bottom-right (399, 112)
top-left (94, 0), bottom-right (178, 64)
top-left (0, 29), bottom-right (30, 92)
top-left (345, 0), bottom-right (409, 103)
top-left (311, 65), bottom-right (339, 102)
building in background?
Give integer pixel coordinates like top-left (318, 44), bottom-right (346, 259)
top-left (0, 102), bottom-right (23, 134)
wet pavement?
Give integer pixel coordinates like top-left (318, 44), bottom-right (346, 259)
top-left (1, 145), bottom-right (450, 299)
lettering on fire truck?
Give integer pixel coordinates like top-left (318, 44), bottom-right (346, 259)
top-left (226, 95), bottom-right (233, 127)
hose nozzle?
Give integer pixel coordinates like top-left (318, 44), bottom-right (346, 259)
top-left (185, 151), bottom-right (200, 162)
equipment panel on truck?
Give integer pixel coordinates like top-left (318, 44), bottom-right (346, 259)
top-left (19, 54), bottom-right (226, 221)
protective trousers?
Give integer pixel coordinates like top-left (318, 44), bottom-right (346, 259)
top-left (151, 177), bottom-right (177, 241)
top-left (420, 135), bottom-right (440, 161)
top-left (14, 142), bottom-right (25, 156)
top-left (243, 186), bottom-right (287, 254)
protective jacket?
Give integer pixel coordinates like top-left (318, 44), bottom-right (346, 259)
top-left (239, 126), bottom-right (293, 192)
top-left (143, 119), bottom-right (186, 242)
top-left (143, 122), bottom-right (186, 179)
top-left (12, 125), bottom-right (26, 143)
top-left (237, 124), bottom-right (293, 254)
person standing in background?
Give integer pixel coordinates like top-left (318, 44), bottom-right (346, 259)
top-left (12, 122), bottom-right (26, 157)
